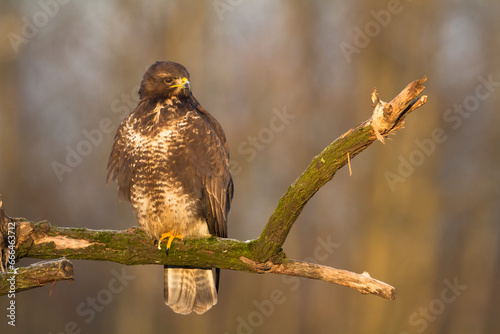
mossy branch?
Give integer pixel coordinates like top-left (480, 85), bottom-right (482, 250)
top-left (0, 258), bottom-right (74, 295)
top-left (0, 77), bottom-right (427, 301)
top-left (253, 77), bottom-right (427, 261)
top-left (1, 220), bottom-right (395, 299)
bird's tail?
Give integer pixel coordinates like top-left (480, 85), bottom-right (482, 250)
top-left (164, 266), bottom-right (218, 315)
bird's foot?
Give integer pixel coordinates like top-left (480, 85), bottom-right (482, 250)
top-left (158, 230), bottom-right (184, 255)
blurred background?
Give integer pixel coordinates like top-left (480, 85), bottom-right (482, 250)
top-left (1, 1), bottom-right (499, 333)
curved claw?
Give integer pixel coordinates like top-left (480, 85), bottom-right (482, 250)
top-left (158, 230), bottom-right (184, 255)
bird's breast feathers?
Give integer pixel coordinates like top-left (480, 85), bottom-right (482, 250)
top-left (120, 99), bottom-right (223, 238)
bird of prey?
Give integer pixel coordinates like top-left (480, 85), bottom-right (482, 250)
top-left (107, 61), bottom-right (233, 314)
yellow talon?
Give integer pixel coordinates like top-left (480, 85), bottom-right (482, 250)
top-left (158, 230), bottom-right (184, 254)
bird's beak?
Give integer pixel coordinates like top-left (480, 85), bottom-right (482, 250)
top-left (171, 77), bottom-right (190, 90)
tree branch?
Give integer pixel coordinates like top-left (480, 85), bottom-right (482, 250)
top-left (0, 77), bottom-right (428, 301)
top-left (7, 220), bottom-right (395, 299)
top-left (17, 221), bottom-right (256, 270)
top-left (239, 257), bottom-right (395, 299)
top-left (0, 258), bottom-right (74, 295)
top-left (253, 77), bottom-right (427, 261)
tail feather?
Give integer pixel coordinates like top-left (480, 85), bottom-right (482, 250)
top-left (164, 266), bottom-right (218, 315)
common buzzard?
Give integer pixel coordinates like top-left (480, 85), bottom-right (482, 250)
top-left (107, 61), bottom-right (233, 314)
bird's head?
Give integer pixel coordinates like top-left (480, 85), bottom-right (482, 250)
top-left (138, 61), bottom-right (192, 100)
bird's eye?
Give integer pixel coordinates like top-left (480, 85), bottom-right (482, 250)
top-left (164, 78), bottom-right (173, 84)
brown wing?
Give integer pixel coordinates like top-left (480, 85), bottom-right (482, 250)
top-left (106, 113), bottom-right (135, 202)
top-left (192, 110), bottom-right (232, 292)
top-left (184, 98), bottom-right (232, 238)
top-left (189, 108), bottom-right (233, 239)
top-left (202, 171), bottom-right (233, 238)
top-left (195, 99), bottom-right (230, 158)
